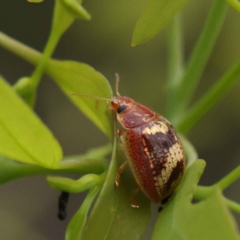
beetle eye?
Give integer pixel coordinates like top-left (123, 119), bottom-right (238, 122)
top-left (117, 105), bottom-right (128, 113)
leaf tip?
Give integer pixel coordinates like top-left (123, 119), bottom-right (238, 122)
top-left (131, 42), bottom-right (137, 47)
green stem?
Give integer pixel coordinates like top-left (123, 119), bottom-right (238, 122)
top-left (215, 166), bottom-right (240, 190)
top-left (194, 166), bottom-right (240, 195)
top-left (224, 198), bottom-right (240, 214)
top-left (47, 171), bottom-right (107, 193)
top-left (165, 13), bottom-right (184, 120)
top-left (176, 60), bottom-right (240, 133)
top-left (173, 0), bottom-right (228, 120)
top-left (0, 31), bottom-right (40, 65)
top-left (0, 156), bottom-right (107, 185)
top-left (0, 30), bottom-right (60, 88)
top-left (194, 186), bottom-right (240, 214)
top-left (193, 185), bottom-right (213, 200)
top-left (30, 29), bottom-right (61, 87)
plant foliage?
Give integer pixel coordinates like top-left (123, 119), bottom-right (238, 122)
top-left (0, 0), bottom-right (240, 239)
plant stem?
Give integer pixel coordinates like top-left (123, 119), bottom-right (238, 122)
top-left (194, 185), bottom-right (240, 214)
top-left (193, 185), bottom-right (213, 200)
top-left (165, 13), bottom-right (184, 121)
top-left (30, 29), bottom-right (61, 87)
top-left (215, 166), bottom-right (240, 190)
top-left (0, 31), bottom-right (40, 65)
top-left (224, 198), bottom-right (240, 214)
top-left (173, 0), bottom-right (228, 120)
top-left (194, 166), bottom-right (240, 197)
top-left (176, 60), bottom-right (240, 133)
top-left (47, 171), bottom-right (107, 193)
top-left (0, 156), bottom-right (108, 185)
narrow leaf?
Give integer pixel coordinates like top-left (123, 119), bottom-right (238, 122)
top-left (165, 14), bottom-right (184, 120)
top-left (172, 0), bottom-right (228, 119)
top-left (65, 186), bottom-right (101, 240)
top-left (227, 0), bottom-right (240, 12)
top-left (176, 60), bottom-right (240, 134)
top-left (0, 76), bottom-right (62, 168)
top-left (132, 0), bottom-right (188, 46)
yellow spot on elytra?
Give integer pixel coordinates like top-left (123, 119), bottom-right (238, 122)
top-left (143, 122), bottom-right (169, 135)
top-left (157, 121), bottom-right (169, 134)
top-left (142, 127), bottom-right (151, 135)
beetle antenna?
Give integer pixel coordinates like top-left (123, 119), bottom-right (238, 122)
top-left (70, 93), bottom-right (111, 103)
top-left (115, 73), bottom-right (121, 96)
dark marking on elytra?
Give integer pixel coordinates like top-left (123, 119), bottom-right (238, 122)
top-left (166, 160), bottom-right (184, 191)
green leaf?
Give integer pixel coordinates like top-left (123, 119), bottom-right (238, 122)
top-left (0, 76), bottom-right (62, 168)
top-left (165, 14), bottom-right (184, 120)
top-left (59, 0), bottom-right (91, 20)
top-left (132, 0), bottom-right (188, 46)
top-left (45, 60), bottom-right (113, 139)
top-left (0, 34), bottom-right (113, 138)
top-left (52, 0), bottom-right (90, 38)
top-left (65, 186), bottom-right (101, 240)
top-left (152, 160), bottom-right (240, 240)
top-left (80, 123), bottom-right (151, 240)
top-left (227, 0), bottom-right (240, 12)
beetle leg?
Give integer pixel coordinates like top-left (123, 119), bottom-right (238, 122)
top-left (130, 188), bottom-right (140, 209)
top-left (116, 129), bottom-right (124, 137)
top-left (115, 161), bottom-right (128, 188)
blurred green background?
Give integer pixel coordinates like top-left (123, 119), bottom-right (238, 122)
top-left (0, 0), bottom-right (240, 239)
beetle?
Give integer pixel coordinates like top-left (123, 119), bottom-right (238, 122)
top-left (72, 75), bottom-right (186, 208)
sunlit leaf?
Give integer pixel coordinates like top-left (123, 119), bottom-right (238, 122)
top-left (45, 60), bottom-right (113, 139)
top-left (0, 76), bottom-right (62, 168)
top-left (132, 0), bottom-right (188, 46)
top-left (152, 160), bottom-right (240, 240)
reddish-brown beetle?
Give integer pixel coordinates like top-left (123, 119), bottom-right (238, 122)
top-left (73, 75), bottom-right (186, 207)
